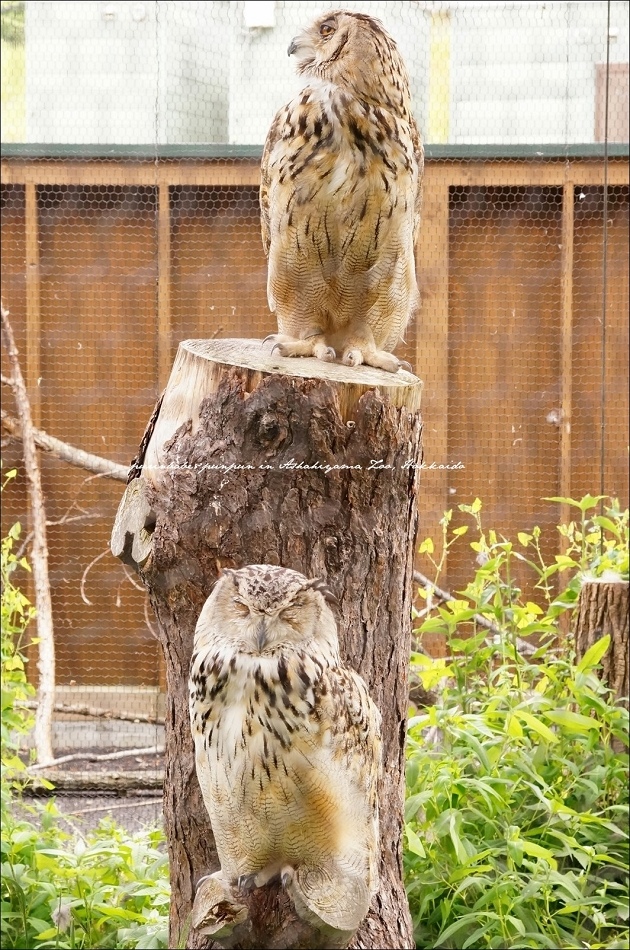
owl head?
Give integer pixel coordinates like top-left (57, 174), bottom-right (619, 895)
top-left (288, 9), bottom-right (411, 113)
top-left (195, 564), bottom-right (339, 660)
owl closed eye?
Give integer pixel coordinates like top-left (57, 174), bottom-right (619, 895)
top-left (189, 564), bottom-right (382, 942)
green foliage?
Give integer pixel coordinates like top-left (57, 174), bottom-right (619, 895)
top-left (1, 808), bottom-right (169, 949)
top-left (1, 488), bottom-right (170, 950)
top-left (0, 1), bottom-right (24, 46)
top-left (1, 471), bottom-right (37, 791)
top-left (405, 496), bottom-right (629, 949)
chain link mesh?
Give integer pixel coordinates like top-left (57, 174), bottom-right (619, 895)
top-left (1, 1), bottom-right (628, 813)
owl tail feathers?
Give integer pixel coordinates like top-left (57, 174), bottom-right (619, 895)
top-left (284, 862), bottom-right (371, 935)
top-left (191, 871), bottom-right (249, 940)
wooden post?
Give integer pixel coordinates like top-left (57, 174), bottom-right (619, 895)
top-left (575, 578), bottom-right (629, 704)
top-left (560, 181), bottom-right (574, 542)
top-left (157, 182), bottom-right (172, 390)
top-left (112, 339), bottom-right (423, 950)
top-left (25, 182), bottom-right (41, 427)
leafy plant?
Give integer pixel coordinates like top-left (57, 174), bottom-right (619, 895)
top-left (1, 470), bottom-right (37, 792)
top-left (1, 481), bottom-right (170, 949)
top-left (1, 808), bottom-right (169, 949)
top-left (405, 497), bottom-right (629, 949)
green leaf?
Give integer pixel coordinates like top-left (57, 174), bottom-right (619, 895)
top-left (405, 826), bottom-right (426, 858)
top-left (515, 711), bottom-right (558, 743)
top-left (452, 525), bottom-right (469, 537)
top-left (544, 709), bottom-right (602, 732)
top-left (576, 635), bottom-right (610, 672)
top-left (505, 714), bottom-right (524, 738)
top-left (544, 494), bottom-right (606, 512)
top-left (518, 532), bottom-right (532, 546)
top-left (591, 515), bottom-right (622, 539)
top-left (405, 792), bottom-right (430, 822)
top-left (519, 840), bottom-right (558, 869)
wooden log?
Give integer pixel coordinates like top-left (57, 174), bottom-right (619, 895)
top-left (28, 770), bottom-right (164, 793)
top-left (112, 339), bottom-right (423, 950)
top-left (575, 577), bottom-right (629, 704)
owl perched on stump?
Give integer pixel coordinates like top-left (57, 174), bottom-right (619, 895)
top-left (260, 9), bottom-right (423, 373)
top-left (189, 565), bottom-right (382, 946)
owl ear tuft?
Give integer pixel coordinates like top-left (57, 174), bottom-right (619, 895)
top-left (305, 577), bottom-right (339, 607)
top-left (213, 568), bottom-right (237, 591)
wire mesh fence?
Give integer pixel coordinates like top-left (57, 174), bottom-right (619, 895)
top-left (1, 1), bottom-right (628, 809)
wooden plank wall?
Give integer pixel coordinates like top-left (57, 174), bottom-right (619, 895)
top-left (1, 157), bottom-right (628, 678)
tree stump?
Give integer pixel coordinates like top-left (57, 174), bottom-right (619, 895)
top-left (575, 577), bottom-right (629, 704)
top-left (111, 339), bottom-right (423, 950)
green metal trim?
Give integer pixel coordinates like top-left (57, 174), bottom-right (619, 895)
top-left (1, 142), bottom-right (628, 160)
top-left (0, 143), bottom-right (263, 160)
top-left (425, 143), bottom-right (629, 159)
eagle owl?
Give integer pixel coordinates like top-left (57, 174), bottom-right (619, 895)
top-left (189, 564), bottom-right (382, 944)
top-left (260, 9), bottom-right (423, 374)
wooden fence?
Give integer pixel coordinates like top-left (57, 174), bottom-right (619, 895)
top-left (1, 148), bottom-right (628, 680)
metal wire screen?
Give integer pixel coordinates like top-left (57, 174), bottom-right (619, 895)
top-left (1, 1), bottom-right (629, 806)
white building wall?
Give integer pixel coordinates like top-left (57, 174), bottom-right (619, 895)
top-left (23, 0), bottom-right (629, 147)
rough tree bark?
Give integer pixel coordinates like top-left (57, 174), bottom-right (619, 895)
top-left (575, 577), bottom-right (629, 704)
top-left (112, 339), bottom-right (423, 950)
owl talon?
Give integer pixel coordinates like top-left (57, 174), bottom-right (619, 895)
top-left (314, 344), bottom-right (337, 363)
top-left (399, 360), bottom-right (413, 372)
top-left (342, 349), bottom-right (363, 368)
top-left (237, 873), bottom-right (258, 893)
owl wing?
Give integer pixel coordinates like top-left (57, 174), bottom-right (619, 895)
top-left (318, 664), bottom-right (382, 812)
top-left (411, 117), bottom-right (424, 247)
top-left (260, 106), bottom-right (285, 258)
top-left (287, 664), bottom-right (381, 932)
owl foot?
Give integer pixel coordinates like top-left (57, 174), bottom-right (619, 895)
top-left (192, 871), bottom-right (249, 939)
top-left (237, 860), bottom-right (286, 892)
top-left (264, 333), bottom-right (336, 363)
top-left (342, 346), bottom-right (404, 373)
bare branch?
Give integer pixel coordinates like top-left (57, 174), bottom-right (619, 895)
top-left (80, 547), bottom-right (111, 606)
top-left (1, 301), bottom-right (55, 764)
top-left (2, 408), bottom-right (128, 481)
top-left (21, 699), bottom-right (165, 726)
top-left (29, 745), bottom-right (164, 771)
top-left (64, 797), bottom-right (163, 817)
top-left (144, 596), bottom-right (159, 640)
top-left (31, 771), bottom-right (163, 792)
top-left (413, 569), bottom-right (536, 655)
top-left (121, 561), bottom-right (145, 592)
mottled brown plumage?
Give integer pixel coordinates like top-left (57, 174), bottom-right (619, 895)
top-left (261, 9), bottom-right (423, 373)
top-left (189, 565), bottom-right (381, 943)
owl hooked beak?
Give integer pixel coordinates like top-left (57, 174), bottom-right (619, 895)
top-left (256, 619), bottom-right (268, 652)
top-left (287, 37), bottom-right (299, 56)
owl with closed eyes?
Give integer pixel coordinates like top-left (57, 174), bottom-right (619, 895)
top-left (260, 9), bottom-right (423, 373)
top-left (189, 564), bottom-right (381, 946)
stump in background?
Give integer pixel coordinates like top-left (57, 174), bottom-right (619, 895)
top-left (575, 577), bottom-right (629, 704)
top-left (112, 339), bottom-right (423, 949)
